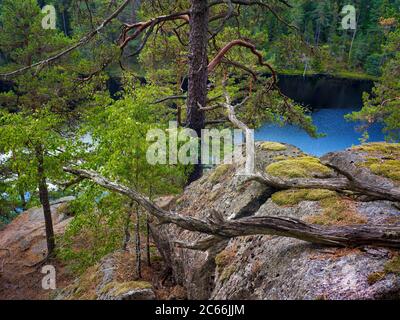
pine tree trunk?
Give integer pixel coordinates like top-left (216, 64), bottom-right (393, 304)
top-left (135, 204), bottom-right (142, 278)
top-left (122, 205), bottom-right (132, 251)
top-left (146, 213), bottom-right (151, 267)
top-left (35, 145), bottom-right (55, 257)
top-left (186, 0), bottom-right (209, 182)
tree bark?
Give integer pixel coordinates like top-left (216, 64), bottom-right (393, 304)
top-left (36, 146), bottom-right (55, 257)
top-left (135, 204), bottom-right (142, 278)
top-left (122, 206), bottom-right (132, 251)
top-left (146, 213), bottom-right (151, 267)
top-left (186, 0), bottom-right (209, 182)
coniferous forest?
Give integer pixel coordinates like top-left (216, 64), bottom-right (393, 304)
top-left (0, 0), bottom-right (400, 306)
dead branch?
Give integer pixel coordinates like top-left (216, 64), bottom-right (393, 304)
top-left (119, 13), bottom-right (190, 50)
top-left (63, 166), bottom-right (400, 250)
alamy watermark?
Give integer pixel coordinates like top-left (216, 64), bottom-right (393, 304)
top-left (41, 265), bottom-right (56, 290)
top-left (341, 5), bottom-right (357, 30)
top-left (146, 121), bottom-right (255, 175)
top-left (41, 5), bottom-right (56, 30)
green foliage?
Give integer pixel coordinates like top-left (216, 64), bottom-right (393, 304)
top-left (365, 54), bottom-right (384, 76)
top-left (57, 192), bottom-right (128, 273)
top-left (0, 109), bottom-right (72, 208)
top-left (57, 79), bottom-right (188, 271)
top-left (1, 0), bottom-right (398, 279)
top-left (0, 0), bottom-right (103, 223)
top-left (347, 28), bottom-right (400, 141)
top-left (253, 0), bottom-right (400, 76)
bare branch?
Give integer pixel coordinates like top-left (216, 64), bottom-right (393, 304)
top-left (119, 13), bottom-right (190, 50)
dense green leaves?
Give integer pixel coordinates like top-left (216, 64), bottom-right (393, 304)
top-left (347, 28), bottom-right (400, 141)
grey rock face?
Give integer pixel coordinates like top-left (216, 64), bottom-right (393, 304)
top-left (211, 199), bottom-right (400, 300)
top-left (153, 142), bottom-right (400, 300)
top-left (56, 252), bottom-right (156, 300)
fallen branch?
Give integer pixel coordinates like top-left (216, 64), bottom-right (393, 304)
top-left (63, 167), bottom-right (400, 250)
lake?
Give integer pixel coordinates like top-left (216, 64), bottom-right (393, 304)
top-left (255, 74), bottom-right (384, 156)
top-left (255, 107), bottom-right (384, 157)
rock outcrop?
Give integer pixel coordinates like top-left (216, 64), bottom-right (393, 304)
top-left (0, 197), bottom-right (75, 300)
top-left (56, 251), bottom-right (156, 300)
top-left (153, 142), bottom-right (400, 300)
top-left (0, 197), bottom-right (74, 262)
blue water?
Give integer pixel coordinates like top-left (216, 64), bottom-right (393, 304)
top-left (255, 108), bottom-right (385, 157)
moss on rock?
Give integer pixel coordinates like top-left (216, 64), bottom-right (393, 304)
top-left (260, 142), bottom-right (287, 151)
top-left (354, 143), bottom-right (400, 182)
top-left (56, 202), bottom-right (69, 215)
top-left (100, 281), bottom-right (152, 297)
top-left (219, 265), bottom-right (236, 283)
top-left (209, 164), bottom-right (231, 184)
top-left (306, 197), bottom-right (367, 226)
top-left (353, 142), bottom-right (400, 156)
top-left (66, 265), bottom-right (101, 300)
top-left (384, 256), bottom-right (400, 274)
top-left (369, 160), bottom-right (400, 182)
top-left (215, 246), bottom-right (236, 269)
top-left (215, 246), bottom-right (238, 283)
top-left (266, 156), bottom-right (332, 178)
top-left (272, 189), bottom-right (337, 206)
top-left (367, 271), bottom-right (386, 285)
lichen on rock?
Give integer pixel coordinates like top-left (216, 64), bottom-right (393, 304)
top-left (271, 189), bottom-right (366, 226)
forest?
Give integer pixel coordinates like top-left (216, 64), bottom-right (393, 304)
top-left (0, 0), bottom-right (400, 303)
